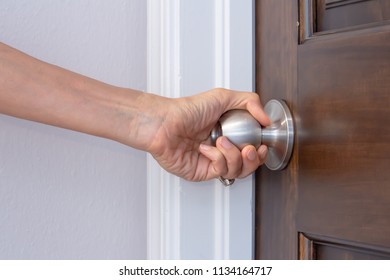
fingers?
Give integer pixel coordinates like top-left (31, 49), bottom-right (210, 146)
top-left (216, 136), bottom-right (243, 179)
top-left (198, 143), bottom-right (228, 179)
top-left (199, 137), bottom-right (242, 179)
top-left (199, 137), bottom-right (268, 180)
top-left (210, 88), bottom-right (271, 127)
top-left (238, 144), bottom-right (268, 179)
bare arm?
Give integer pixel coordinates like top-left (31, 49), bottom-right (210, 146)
top-left (0, 42), bottom-right (270, 181)
top-left (0, 42), bottom-right (153, 150)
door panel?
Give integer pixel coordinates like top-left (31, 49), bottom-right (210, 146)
top-left (315, 0), bottom-right (390, 32)
top-left (255, 0), bottom-right (390, 259)
top-left (299, 233), bottom-right (390, 260)
top-left (298, 29), bottom-right (390, 247)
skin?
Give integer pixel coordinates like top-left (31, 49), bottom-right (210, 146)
top-left (0, 42), bottom-right (270, 182)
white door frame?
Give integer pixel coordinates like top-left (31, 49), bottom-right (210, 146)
top-left (146, 0), bottom-right (255, 260)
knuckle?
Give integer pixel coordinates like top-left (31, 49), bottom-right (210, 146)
top-left (225, 157), bottom-right (243, 179)
top-left (211, 87), bottom-right (228, 96)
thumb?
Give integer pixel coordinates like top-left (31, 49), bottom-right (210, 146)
top-left (246, 99), bottom-right (271, 127)
top-left (217, 89), bottom-right (271, 127)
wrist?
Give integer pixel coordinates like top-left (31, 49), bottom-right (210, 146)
top-left (112, 90), bottom-right (170, 153)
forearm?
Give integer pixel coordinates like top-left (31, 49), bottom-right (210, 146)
top-left (0, 42), bottom-right (159, 151)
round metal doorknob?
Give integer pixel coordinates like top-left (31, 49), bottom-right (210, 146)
top-left (210, 99), bottom-right (294, 171)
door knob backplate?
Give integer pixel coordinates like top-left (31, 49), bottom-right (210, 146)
top-left (263, 99), bottom-right (294, 170)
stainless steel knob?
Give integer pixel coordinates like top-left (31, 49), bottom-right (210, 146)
top-left (210, 99), bottom-right (294, 171)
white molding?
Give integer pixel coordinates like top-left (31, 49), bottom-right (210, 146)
top-left (213, 0), bottom-right (231, 260)
top-left (147, 0), bottom-right (255, 260)
top-left (146, 0), bottom-right (182, 260)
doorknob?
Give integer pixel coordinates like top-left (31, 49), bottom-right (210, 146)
top-left (210, 99), bottom-right (294, 170)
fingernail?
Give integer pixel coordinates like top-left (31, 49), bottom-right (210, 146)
top-left (247, 149), bottom-right (257, 161)
top-left (220, 137), bottom-right (233, 149)
top-left (259, 146), bottom-right (268, 160)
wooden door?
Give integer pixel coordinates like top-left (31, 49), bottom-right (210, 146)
top-left (255, 0), bottom-right (390, 259)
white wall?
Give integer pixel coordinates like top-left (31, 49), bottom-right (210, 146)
top-left (0, 0), bottom-right (147, 259)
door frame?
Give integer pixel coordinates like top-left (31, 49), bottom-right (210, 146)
top-left (146, 0), bottom-right (256, 259)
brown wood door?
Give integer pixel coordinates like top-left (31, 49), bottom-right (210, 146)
top-left (255, 0), bottom-right (390, 259)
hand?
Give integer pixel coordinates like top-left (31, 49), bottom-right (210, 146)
top-left (145, 88), bottom-right (271, 182)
